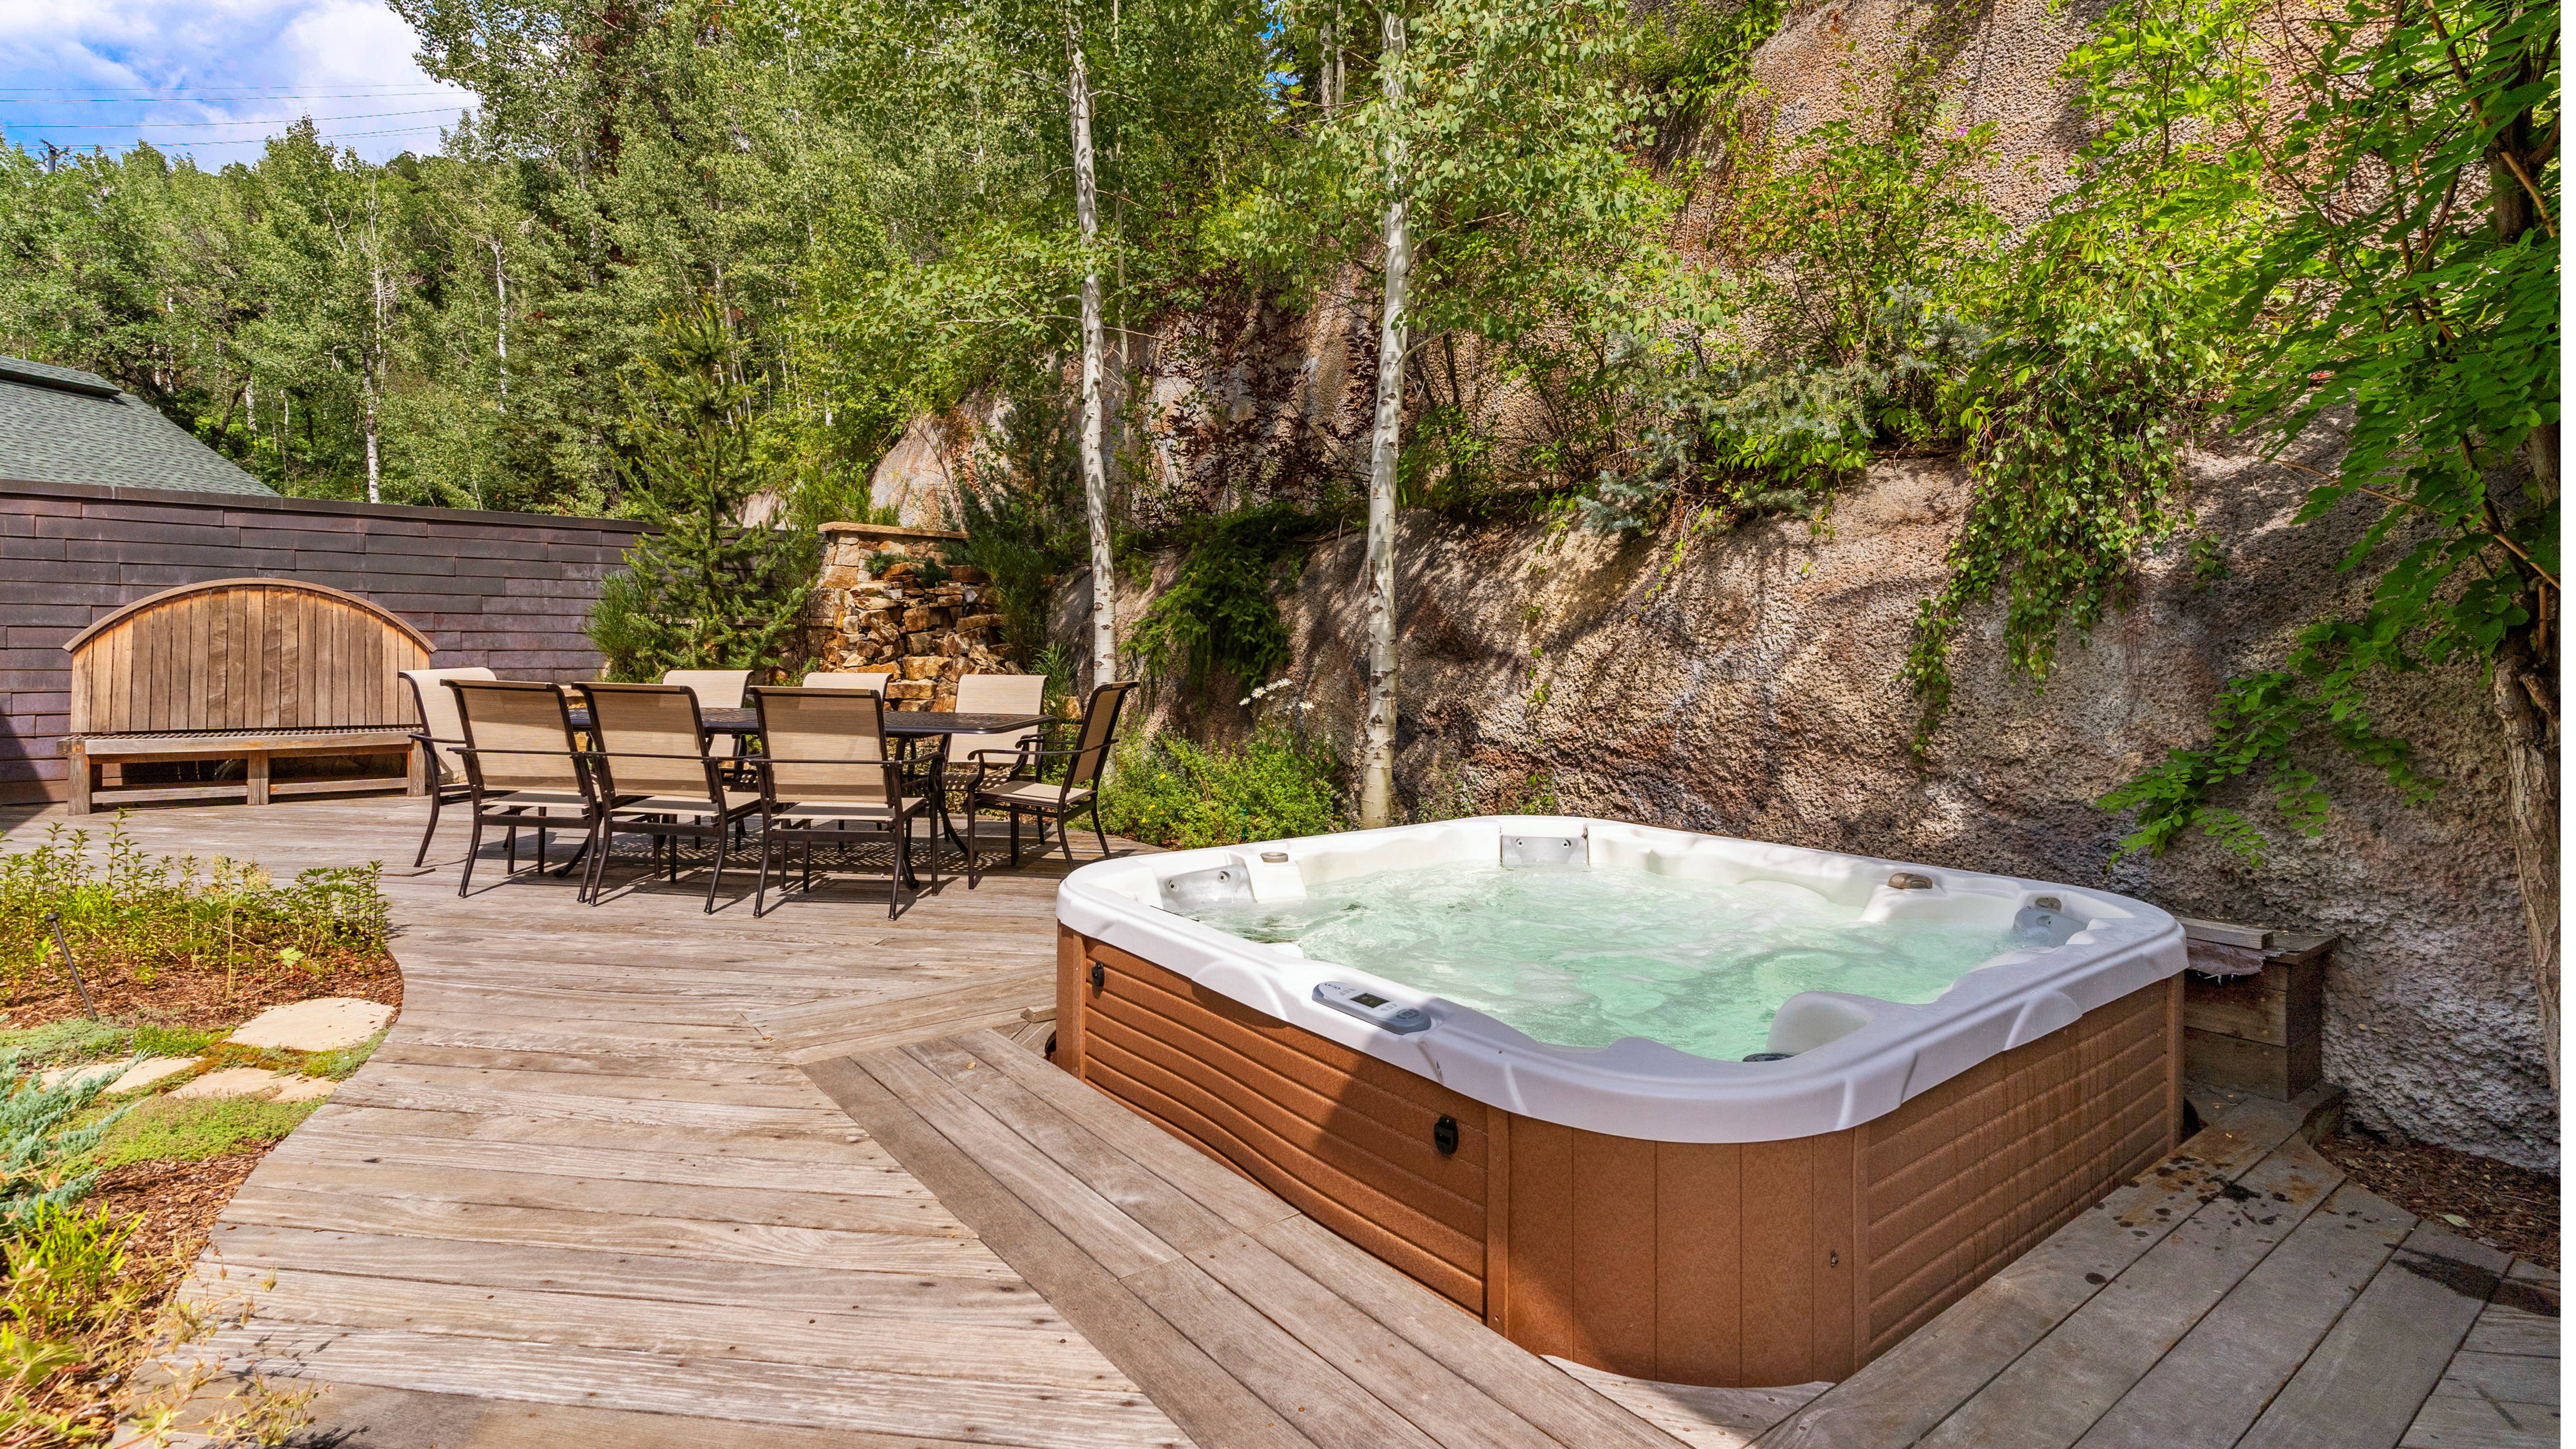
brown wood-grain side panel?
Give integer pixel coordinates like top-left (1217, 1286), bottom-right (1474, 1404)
top-left (1073, 939), bottom-right (1490, 1315)
top-left (1569, 1129), bottom-right (1656, 1377)
top-left (1054, 925), bottom-right (1087, 1077)
top-left (1092, 950), bottom-right (1490, 1202)
top-left (1653, 1140), bottom-right (1741, 1386)
top-left (1505, 1115), bottom-right (1574, 1358)
top-left (1079, 1030), bottom-right (1487, 1313)
top-left (1857, 980), bottom-right (2175, 1357)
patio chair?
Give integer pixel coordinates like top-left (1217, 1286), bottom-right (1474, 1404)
top-left (745, 686), bottom-right (941, 918)
top-left (445, 679), bottom-right (605, 899)
top-left (398, 665), bottom-right (495, 867)
top-left (947, 672), bottom-right (1049, 839)
top-left (802, 671), bottom-right (893, 693)
top-left (963, 681), bottom-right (1136, 885)
top-left (661, 669), bottom-right (752, 760)
top-left (578, 683), bottom-right (763, 912)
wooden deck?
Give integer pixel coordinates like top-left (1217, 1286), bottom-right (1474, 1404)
top-left (1, 798), bottom-right (2554, 1449)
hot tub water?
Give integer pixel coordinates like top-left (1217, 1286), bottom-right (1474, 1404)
top-left (1183, 860), bottom-right (2019, 1063)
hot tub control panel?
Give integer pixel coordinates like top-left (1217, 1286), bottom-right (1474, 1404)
top-left (1314, 981), bottom-right (1431, 1034)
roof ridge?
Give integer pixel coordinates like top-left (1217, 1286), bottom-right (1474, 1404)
top-left (0, 355), bottom-right (121, 398)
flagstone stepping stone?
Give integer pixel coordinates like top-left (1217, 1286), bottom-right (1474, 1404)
top-left (35, 1061), bottom-right (124, 1090)
top-left (106, 1057), bottom-right (201, 1094)
top-left (171, 1067), bottom-right (294, 1101)
top-left (225, 999), bottom-right (392, 1053)
top-left (270, 1076), bottom-right (337, 1103)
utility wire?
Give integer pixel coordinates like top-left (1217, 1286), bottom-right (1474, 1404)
top-left (0, 91), bottom-right (464, 104)
top-left (3, 108), bottom-right (468, 129)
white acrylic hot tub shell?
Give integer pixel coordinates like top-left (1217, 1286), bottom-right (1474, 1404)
top-left (1055, 816), bottom-right (2187, 1144)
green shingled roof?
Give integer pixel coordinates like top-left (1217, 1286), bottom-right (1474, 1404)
top-left (0, 355), bottom-right (276, 496)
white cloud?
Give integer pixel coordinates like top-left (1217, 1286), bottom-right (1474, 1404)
top-left (0, 0), bottom-right (476, 164)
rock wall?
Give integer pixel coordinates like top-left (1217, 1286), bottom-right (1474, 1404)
top-left (806, 522), bottom-right (1012, 709)
top-left (1078, 435), bottom-right (2554, 1170)
top-left (890, 0), bottom-right (2556, 1168)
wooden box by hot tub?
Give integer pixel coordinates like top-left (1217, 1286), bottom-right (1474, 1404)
top-left (1056, 927), bottom-right (2181, 1388)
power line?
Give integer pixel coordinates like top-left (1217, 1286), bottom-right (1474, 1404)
top-left (0, 91), bottom-right (466, 105)
top-left (2, 108), bottom-right (470, 130)
top-left (31, 125), bottom-right (458, 153)
top-left (0, 83), bottom-right (453, 94)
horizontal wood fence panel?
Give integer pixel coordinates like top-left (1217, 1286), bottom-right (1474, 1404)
top-left (2, 480), bottom-right (646, 800)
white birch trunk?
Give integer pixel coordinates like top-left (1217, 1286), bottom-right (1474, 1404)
top-left (365, 263), bottom-right (387, 504)
top-left (491, 238), bottom-right (510, 411)
top-left (1071, 39), bottom-right (1116, 696)
top-left (1358, 4), bottom-right (1409, 830)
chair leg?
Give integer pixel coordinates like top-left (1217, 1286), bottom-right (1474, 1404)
top-left (538, 826), bottom-right (550, 872)
top-left (1060, 808), bottom-right (1078, 864)
top-left (891, 819), bottom-right (908, 920)
top-left (1009, 810), bottom-right (1021, 868)
top-left (754, 828), bottom-right (775, 916)
top-left (578, 817), bottom-right (608, 904)
top-left (414, 790), bottom-right (442, 869)
top-left (965, 807), bottom-right (980, 890)
top-left (927, 808), bottom-right (941, 895)
top-left (1092, 799), bottom-right (1111, 860)
top-left (705, 823), bottom-right (730, 914)
top-left (506, 824), bottom-right (518, 875)
top-left (459, 814), bottom-right (485, 898)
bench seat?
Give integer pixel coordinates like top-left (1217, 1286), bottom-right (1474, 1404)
top-left (60, 727), bottom-right (422, 814)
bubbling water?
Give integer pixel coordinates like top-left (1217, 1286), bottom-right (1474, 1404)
top-left (1182, 861), bottom-right (2015, 1063)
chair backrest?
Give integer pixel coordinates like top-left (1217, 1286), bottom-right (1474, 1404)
top-left (955, 673), bottom-right (1045, 715)
top-left (581, 683), bottom-right (717, 802)
top-left (949, 673), bottom-right (1047, 766)
top-left (748, 687), bottom-right (899, 805)
top-left (447, 680), bottom-right (587, 796)
top-left (802, 671), bottom-right (893, 693)
top-left (399, 666), bottom-right (497, 779)
top-left (660, 669), bottom-right (751, 709)
top-left (1066, 682), bottom-right (1136, 791)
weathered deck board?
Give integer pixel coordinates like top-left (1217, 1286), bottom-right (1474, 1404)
top-left (812, 1029), bottom-right (1698, 1449)
top-left (2401, 1261), bottom-right (2559, 1449)
top-left (6, 798), bottom-right (2538, 1449)
top-left (1757, 1087), bottom-right (2549, 1449)
top-left (6, 798), bottom-right (1189, 1448)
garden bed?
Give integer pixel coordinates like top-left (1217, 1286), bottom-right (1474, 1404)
top-left (0, 817), bottom-right (397, 1443)
top-left (2316, 1127), bottom-right (2560, 1267)
top-left (2, 820), bottom-right (399, 1033)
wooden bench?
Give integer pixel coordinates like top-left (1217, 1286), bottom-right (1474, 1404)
top-left (55, 577), bottom-right (436, 815)
top-left (61, 727), bottom-right (425, 813)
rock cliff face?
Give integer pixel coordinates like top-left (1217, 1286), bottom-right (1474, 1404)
top-left (887, 0), bottom-right (2554, 1166)
top-left (1077, 437), bottom-right (2552, 1170)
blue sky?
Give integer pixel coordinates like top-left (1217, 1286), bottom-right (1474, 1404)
top-left (0, 0), bottom-right (476, 165)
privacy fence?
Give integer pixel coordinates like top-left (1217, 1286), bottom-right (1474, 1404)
top-left (0, 478), bottom-right (646, 804)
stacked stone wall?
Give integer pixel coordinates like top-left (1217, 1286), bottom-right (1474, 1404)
top-left (807, 522), bottom-right (1015, 709)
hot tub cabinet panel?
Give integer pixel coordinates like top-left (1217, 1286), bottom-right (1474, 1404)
top-left (1067, 935), bottom-right (1494, 1312)
top-left (1057, 928), bottom-right (2181, 1388)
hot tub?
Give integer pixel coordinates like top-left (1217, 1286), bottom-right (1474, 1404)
top-left (1053, 817), bottom-right (2186, 1388)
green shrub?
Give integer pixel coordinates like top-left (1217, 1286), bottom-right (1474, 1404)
top-left (1121, 504), bottom-right (1330, 691)
top-left (0, 1064), bottom-right (130, 1224)
top-left (1099, 728), bottom-right (1344, 849)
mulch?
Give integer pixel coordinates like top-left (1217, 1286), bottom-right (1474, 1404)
top-left (2315, 1127), bottom-right (2561, 1268)
top-left (90, 1151), bottom-right (270, 1290)
top-left (1, 954), bottom-right (401, 1034)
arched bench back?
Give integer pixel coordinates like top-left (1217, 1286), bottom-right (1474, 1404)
top-left (65, 577), bottom-right (436, 735)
